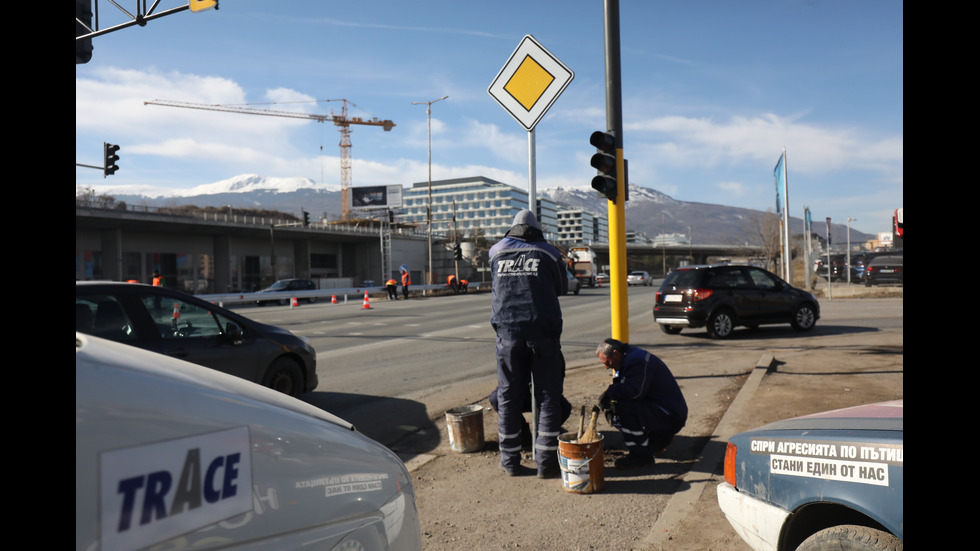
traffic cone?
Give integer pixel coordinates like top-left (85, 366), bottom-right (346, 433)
top-left (172, 302), bottom-right (180, 320)
top-left (290, 297), bottom-right (299, 308)
top-left (361, 291), bottom-right (372, 309)
top-left (331, 295), bottom-right (338, 304)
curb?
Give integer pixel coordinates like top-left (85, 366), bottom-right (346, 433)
top-left (642, 352), bottom-right (779, 548)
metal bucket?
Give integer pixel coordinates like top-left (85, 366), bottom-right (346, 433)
top-left (558, 432), bottom-right (605, 494)
top-left (446, 405), bottom-right (485, 453)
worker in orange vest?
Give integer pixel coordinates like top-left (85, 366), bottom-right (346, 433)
top-left (400, 265), bottom-right (411, 299)
top-left (152, 270), bottom-right (164, 287)
top-left (459, 278), bottom-right (469, 293)
top-left (447, 274), bottom-right (460, 294)
top-left (386, 278), bottom-right (399, 300)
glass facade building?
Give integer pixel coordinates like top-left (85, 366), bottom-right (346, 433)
top-left (401, 177), bottom-right (561, 240)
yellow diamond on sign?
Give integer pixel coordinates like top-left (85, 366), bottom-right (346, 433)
top-left (489, 35), bottom-right (574, 131)
top-left (504, 56), bottom-right (556, 111)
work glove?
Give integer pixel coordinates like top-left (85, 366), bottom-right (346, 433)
top-left (598, 390), bottom-right (612, 411)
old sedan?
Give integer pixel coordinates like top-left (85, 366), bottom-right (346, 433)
top-left (76, 333), bottom-right (422, 551)
top-left (718, 400), bottom-right (903, 551)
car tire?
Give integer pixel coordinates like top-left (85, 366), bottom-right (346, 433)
top-left (790, 303), bottom-right (817, 331)
top-left (796, 525), bottom-right (902, 551)
top-left (262, 357), bottom-right (305, 396)
top-left (308, 296), bottom-right (317, 304)
top-left (706, 309), bottom-right (734, 339)
top-left (660, 324), bottom-right (682, 335)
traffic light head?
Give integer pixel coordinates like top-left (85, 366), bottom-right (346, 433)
top-left (103, 143), bottom-right (120, 177)
top-left (590, 131), bottom-right (617, 203)
top-left (454, 244), bottom-right (463, 260)
top-left (302, 210), bottom-right (310, 226)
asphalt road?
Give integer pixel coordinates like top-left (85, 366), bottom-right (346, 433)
top-left (237, 286), bottom-right (902, 550)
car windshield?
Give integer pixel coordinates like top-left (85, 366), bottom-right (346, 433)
top-left (663, 269), bottom-right (702, 288)
top-left (265, 281), bottom-right (291, 291)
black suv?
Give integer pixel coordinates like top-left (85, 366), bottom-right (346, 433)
top-left (653, 264), bottom-right (820, 339)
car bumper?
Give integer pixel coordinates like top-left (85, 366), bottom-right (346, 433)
top-left (716, 482), bottom-right (788, 551)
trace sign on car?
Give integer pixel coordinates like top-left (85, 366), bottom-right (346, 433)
top-left (99, 427), bottom-right (253, 551)
top-left (749, 437), bottom-right (903, 487)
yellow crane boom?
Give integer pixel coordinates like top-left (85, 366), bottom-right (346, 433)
top-left (144, 98), bottom-right (395, 220)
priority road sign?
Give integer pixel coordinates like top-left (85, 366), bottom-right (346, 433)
top-left (488, 35), bottom-right (574, 132)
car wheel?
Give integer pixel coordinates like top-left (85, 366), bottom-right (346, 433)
top-left (308, 296), bottom-right (317, 304)
top-left (660, 324), bottom-right (682, 335)
top-left (574, 286), bottom-right (580, 295)
top-left (706, 309), bottom-right (734, 339)
top-left (262, 357), bottom-right (304, 396)
top-left (791, 303), bottom-right (817, 331)
top-left (796, 525), bottom-right (902, 551)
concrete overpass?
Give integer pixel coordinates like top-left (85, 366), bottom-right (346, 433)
top-left (585, 242), bottom-right (766, 276)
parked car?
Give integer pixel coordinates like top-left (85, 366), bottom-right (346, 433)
top-left (595, 272), bottom-right (610, 285)
top-left (565, 270), bottom-right (581, 295)
top-left (653, 264), bottom-right (819, 339)
top-left (256, 278), bottom-right (318, 305)
top-left (848, 252), bottom-right (879, 283)
top-left (718, 400), bottom-right (903, 551)
top-left (865, 254), bottom-right (903, 287)
top-left (76, 281), bottom-right (318, 396)
top-left (627, 270), bottom-right (653, 286)
top-left (813, 254), bottom-right (846, 281)
top-left (76, 333), bottom-right (422, 551)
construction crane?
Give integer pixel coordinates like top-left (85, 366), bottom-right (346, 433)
top-left (144, 98), bottom-right (395, 220)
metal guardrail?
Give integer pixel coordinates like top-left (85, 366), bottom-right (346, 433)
top-left (198, 282), bottom-right (489, 305)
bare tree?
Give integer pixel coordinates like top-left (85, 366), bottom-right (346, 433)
top-left (741, 209), bottom-right (781, 271)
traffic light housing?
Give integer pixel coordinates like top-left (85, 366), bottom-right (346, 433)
top-left (103, 143), bottom-right (120, 177)
top-left (76, 0), bottom-right (93, 64)
top-left (590, 130), bottom-right (617, 203)
top-left (454, 244), bottom-right (463, 260)
top-left (302, 210), bottom-right (310, 227)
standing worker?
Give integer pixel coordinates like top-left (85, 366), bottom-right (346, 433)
top-left (400, 265), bottom-right (411, 300)
top-left (489, 209), bottom-right (568, 478)
top-left (386, 278), bottom-right (399, 300)
top-left (596, 338), bottom-right (688, 469)
top-left (151, 270), bottom-right (163, 287)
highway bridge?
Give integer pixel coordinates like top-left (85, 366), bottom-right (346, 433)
top-left (584, 242), bottom-right (766, 275)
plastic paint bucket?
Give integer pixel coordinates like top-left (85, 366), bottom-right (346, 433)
top-left (558, 432), bottom-right (605, 494)
top-left (446, 405), bottom-right (485, 453)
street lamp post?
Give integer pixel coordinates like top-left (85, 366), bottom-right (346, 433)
top-left (847, 217), bottom-right (856, 284)
top-left (412, 95), bottom-right (448, 285)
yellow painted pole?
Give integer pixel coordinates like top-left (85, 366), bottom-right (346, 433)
top-left (608, 149), bottom-right (628, 342)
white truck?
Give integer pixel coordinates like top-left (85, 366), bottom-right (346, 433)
top-left (568, 246), bottom-right (598, 287)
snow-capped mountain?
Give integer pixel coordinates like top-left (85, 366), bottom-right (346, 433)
top-left (88, 174), bottom-right (873, 245)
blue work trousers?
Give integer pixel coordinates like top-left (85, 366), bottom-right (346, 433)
top-left (495, 336), bottom-right (564, 469)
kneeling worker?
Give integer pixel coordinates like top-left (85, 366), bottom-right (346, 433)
top-left (597, 338), bottom-right (688, 469)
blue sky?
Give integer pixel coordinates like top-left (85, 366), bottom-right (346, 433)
top-left (75, 0), bottom-right (902, 235)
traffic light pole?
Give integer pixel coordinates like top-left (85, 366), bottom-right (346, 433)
top-left (602, 0), bottom-right (629, 343)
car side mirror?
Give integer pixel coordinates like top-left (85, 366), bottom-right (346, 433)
top-left (225, 321), bottom-right (244, 345)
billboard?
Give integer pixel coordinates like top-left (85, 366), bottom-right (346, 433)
top-left (350, 185), bottom-right (403, 209)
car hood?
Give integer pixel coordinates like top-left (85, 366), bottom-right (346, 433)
top-left (76, 332), bottom-right (342, 429)
top-left (77, 333), bottom-right (422, 550)
top-left (752, 400), bottom-right (902, 433)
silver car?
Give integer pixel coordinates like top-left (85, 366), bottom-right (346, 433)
top-left (76, 333), bottom-right (422, 551)
top-left (627, 270), bottom-right (653, 286)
